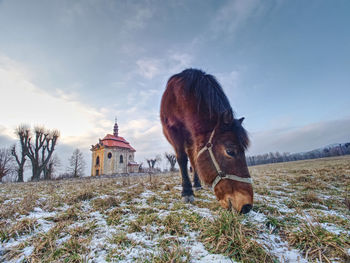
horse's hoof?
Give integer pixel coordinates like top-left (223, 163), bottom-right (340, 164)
top-left (194, 186), bottom-right (202, 191)
top-left (182, 195), bottom-right (194, 203)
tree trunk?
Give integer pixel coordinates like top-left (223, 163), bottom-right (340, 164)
top-left (43, 166), bottom-right (49, 180)
top-left (17, 167), bottom-right (24, 182)
top-left (31, 165), bottom-right (41, 181)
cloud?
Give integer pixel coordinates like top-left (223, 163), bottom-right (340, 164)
top-left (136, 52), bottom-right (193, 80)
top-left (136, 58), bottom-right (162, 79)
top-left (210, 0), bottom-right (262, 38)
top-left (124, 7), bottom-right (153, 30)
top-left (0, 54), bottom-right (111, 142)
top-left (0, 54), bottom-right (115, 174)
top-left (121, 118), bottom-right (170, 158)
top-left (248, 117), bottom-right (350, 155)
top-left (0, 126), bottom-right (15, 147)
top-left (215, 70), bottom-right (240, 94)
top-left (0, 54), bottom-right (175, 174)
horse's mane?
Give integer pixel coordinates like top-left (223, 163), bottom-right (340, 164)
top-left (170, 68), bottom-right (232, 118)
top-left (169, 68), bottom-right (249, 149)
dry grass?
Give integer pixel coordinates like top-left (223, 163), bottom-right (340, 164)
top-left (152, 238), bottom-right (190, 263)
top-left (91, 196), bottom-right (119, 211)
top-left (1, 156), bottom-right (350, 262)
top-left (287, 222), bottom-right (350, 262)
top-left (0, 218), bottom-right (38, 242)
top-left (200, 210), bottom-right (275, 262)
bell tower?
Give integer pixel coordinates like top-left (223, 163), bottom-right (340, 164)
top-left (113, 117), bottom-right (119, 137)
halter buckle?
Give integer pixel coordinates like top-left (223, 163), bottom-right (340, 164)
top-left (218, 171), bottom-right (225, 178)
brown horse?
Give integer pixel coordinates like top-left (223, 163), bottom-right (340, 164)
top-left (160, 69), bottom-right (253, 213)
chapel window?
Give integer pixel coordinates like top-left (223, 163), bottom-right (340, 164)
top-left (120, 155), bottom-right (123, 163)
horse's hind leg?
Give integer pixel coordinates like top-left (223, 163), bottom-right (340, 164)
top-left (162, 124), bottom-right (194, 202)
top-left (193, 170), bottom-right (202, 191)
top-left (177, 152), bottom-right (194, 203)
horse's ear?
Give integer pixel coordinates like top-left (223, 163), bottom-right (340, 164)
top-left (222, 110), bottom-right (233, 124)
top-left (238, 117), bottom-right (245, 124)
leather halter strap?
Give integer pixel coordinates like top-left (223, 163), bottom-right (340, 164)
top-left (196, 128), bottom-right (253, 191)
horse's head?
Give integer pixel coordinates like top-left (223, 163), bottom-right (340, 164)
top-left (196, 112), bottom-right (253, 213)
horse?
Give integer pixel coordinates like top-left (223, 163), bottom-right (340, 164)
top-left (160, 69), bottom-right (253, 214)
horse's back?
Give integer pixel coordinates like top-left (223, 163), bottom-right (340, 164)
top-left (160, 74), bottom-right (187, 126)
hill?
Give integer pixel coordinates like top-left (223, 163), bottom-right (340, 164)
top-left (247, 142), bottom-right (350, 166)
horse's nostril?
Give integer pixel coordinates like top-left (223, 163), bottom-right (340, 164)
top-left (241, 204), bottom-right (252, 214)
top-left (228, 199), bottom-right (232, 210)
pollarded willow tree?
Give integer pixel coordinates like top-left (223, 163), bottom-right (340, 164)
top-left (67, 148), bottom-right (86, 178)
top-left (146, 154), bottom-right (162, 172)
top-left (11, 126), bottom-right (29, 182)
top-left (164, 152), bottom-right (177, 172)
top-left (0, 148), bottom-right (14, 182)
top-left (15, 125), bottom-right (59, 181)
top-left (43, 155), bottom-right (60, 180)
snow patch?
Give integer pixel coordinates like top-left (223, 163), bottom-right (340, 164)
top-left (190, 241), bottom-right (234, 263)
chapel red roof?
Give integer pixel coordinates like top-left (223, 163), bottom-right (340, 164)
top-left (101, 134), bottom-right (136, 152)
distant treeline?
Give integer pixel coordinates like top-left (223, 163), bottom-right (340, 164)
top-left (246, 142), bottom-right (350, 166)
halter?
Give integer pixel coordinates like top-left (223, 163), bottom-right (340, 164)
top-left (196, 128), bottom-right (253, 191)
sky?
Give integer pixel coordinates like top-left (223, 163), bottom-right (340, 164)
top-left (0, 0), bottom-right (349, 177)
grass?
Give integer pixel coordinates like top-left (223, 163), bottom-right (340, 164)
top-left (106, 208), bottom-right (123, 225)
top-left (200, 210), bottom-right (275, 262)
top-left (287, 222), bottom-right (350, 262)
top-left (53, 236), bottom-right (90, 263)
top-left (0, 218), bottom-right (38, 242)
top-left (109, 232), bottom-right (135, 248)
top-left (91, 196), bottom-right (119, 211)
top-left (1, 156), bottom-right (350, 262)
top-left (159, 212), bottom-right (185, 235)
top-left (52, 205), bottom-right (83, 222)
top-left (152, 238), bottom-right (190, 263)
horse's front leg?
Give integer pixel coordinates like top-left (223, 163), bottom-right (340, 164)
top-left (193, 170), bottom-right (202, 191)
top-left (177, 152), bottom-right (194, 203)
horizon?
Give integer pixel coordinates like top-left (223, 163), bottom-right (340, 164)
top-left (1, 0), bottom-right (349, 178)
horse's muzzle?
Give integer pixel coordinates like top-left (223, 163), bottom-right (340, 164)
top-left (240, 204), bottom-right (252, 214)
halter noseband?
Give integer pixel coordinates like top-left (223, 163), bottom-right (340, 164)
top-left (196, 128), bottom-right (253, 191)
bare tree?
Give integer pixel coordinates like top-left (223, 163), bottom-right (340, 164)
top-left (11, 144), bottom-right (26, 182)
top-left (146, 155), bottom-right (161, 183)
top-left (43, 155), bottom-right (61, 180)
top-left (0, 148), bottom-right (14, 182)
top-left (138, 162), bottom-right (144, 173)
top-left (13, 125), bottom-right (31, 182)
top-left (68, 149), bottom-right (86, 178)
top-left (164, 152), bottom-right (177, 171)
top-left (16, 125), bottom-right (59, 181)
top-left (146, 155), bottom-right (162, 172)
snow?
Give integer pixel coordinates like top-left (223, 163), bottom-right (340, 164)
top-left (126, 232), bottom-right (154, 248)
top-left (87, 216), bottom-right (116, 261)
top-left (22, 246), bottom-right (34, 257)
top-left (190, 206), bottom-right (215, 219)
top-left (244, 210), bottom-right (308, 263)
top-left (56, 234), bottom-right (71, 245)
top-left (139, 190), bottom-right (155, 198)
top-left (320, 223), bottom-right (350, 236)
top-left (258, 233), bottom-right (307, 263)
top-left (190, 241), bottom-right (234, 263)
top-left (27, 207), bottom-right (57, 219)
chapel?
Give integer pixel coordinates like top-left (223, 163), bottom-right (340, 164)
top-left (90, 119), bottom-right (139, 176)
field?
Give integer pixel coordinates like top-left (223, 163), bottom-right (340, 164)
top-left (1, 156), bottom-right (349, 263)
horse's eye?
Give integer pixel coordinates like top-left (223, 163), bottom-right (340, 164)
top-left (226, 149), bottom-right (236, 157)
